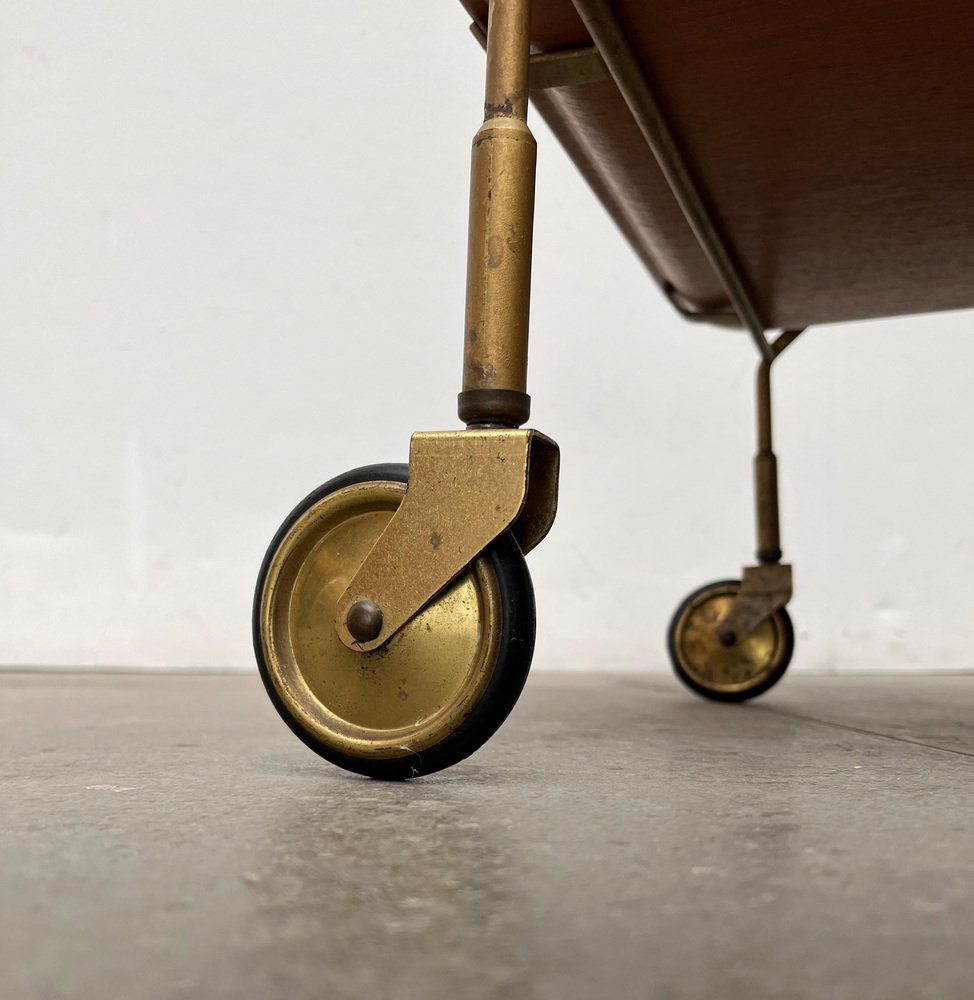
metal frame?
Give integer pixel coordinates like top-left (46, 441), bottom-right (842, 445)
top-left (339, 0), bottom-right (803, 652)
top-left (754, 329), bottom-right (804, 564)
top-left (565, 0), bottom-right (805, 637)
top-left (336, 429), bottom-right (558, 651)
top-left (569, 0), bottom-right (774, 360)
top-left (335, 0), bottom-right (559, 652)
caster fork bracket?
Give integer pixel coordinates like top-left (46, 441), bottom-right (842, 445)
top-left (335, 429), bottom-right (559, 651)
top-left (716, 564), bottom-right (792, 646)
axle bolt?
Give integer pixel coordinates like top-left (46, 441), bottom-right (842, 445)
top-left (346, 600), bottom-right (383, 643)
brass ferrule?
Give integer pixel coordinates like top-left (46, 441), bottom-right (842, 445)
top-left (754, 450), bottom-right (782, 563)
top-left (463, 118), bottom-right (537, 400)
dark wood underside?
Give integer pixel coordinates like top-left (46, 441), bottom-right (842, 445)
top-left (462, 0), bottom-right (974, 329)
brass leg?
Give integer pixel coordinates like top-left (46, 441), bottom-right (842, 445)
top-left (716, 329), bottom-right (804, 645)
top-left (668, 330), bottom-right (804, 699)
top-left (328, 0), bottom-right (559, 652)
top-left (754, 329), bottom-right (802, 563)
top-left (254, 0), bottom-right (559, 777)
top-left (458, 0), bottom-right (537, 428)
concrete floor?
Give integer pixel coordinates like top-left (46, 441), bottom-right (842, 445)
top-left (1, 672), bottom-right (973, 1000)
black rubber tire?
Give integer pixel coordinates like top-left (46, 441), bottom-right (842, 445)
top-left (667, 579), bottom-right (794, 703)
top-left (253, 464), bottom-right (536, 780)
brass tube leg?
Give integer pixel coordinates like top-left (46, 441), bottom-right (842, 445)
top-left (753, 329), bottom-right (803, 563)
top-left (458, 0), bottom-right (537, 428)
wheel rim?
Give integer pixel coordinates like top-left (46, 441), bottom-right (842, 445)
top-left (257, 480), bottom-right (502, 761)
top-left (673, 583), bottom-right (788, 694)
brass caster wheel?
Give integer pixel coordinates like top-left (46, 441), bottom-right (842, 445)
top-left (667, 580), bottom-right (794, 702)
top-left (253, 464), bottom-right (535, 780)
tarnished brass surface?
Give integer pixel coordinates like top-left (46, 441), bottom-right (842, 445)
top-left (673, 582), bottom-right (790, 694)
top-left (463, 117), bottom-right (536, 399)
top-left (716, 564), bottom-right (792, 645)
top-left (462, 0), bottom-right (537, 425)
top-left (258, 480), bottom-right (501, 761)
top-left (508, 431), bottom-right (559, 556)
top-left (528, 46), bottom-right (610, 90)
top-left (484, 0), bottom-right (531, 121)
top-left (336, 429), bottom-right (559, 652)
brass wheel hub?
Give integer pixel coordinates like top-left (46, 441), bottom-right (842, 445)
top-left (672, 583), bottom-right (788, 694)
top-left (257, 480), bottom-right (502, 761)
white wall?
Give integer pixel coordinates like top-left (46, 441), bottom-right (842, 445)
top-left (2, 3), bottom-right (972, 673)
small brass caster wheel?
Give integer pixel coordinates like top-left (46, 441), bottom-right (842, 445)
top-left (667, 580), bottom-right (794, 702)
top-left (253, 464), bottom-right (535, 780)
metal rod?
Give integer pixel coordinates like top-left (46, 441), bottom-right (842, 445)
top-left (753, 329), bottom-right (804, 562)
top-left (459, 0), bottom-right (537, 428)
top-left (770, 327), bottom-right (804, 358)
top-left (569, 0), bottom-right (773, 361)
top-left (756, 357), bottom-right (774, 454)
top-left (754, 357), bottom-right (781, 562)
top-left (470, 21), bottom-right (609, 91)
top-left (484, 0), bottom-right (531, 121)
